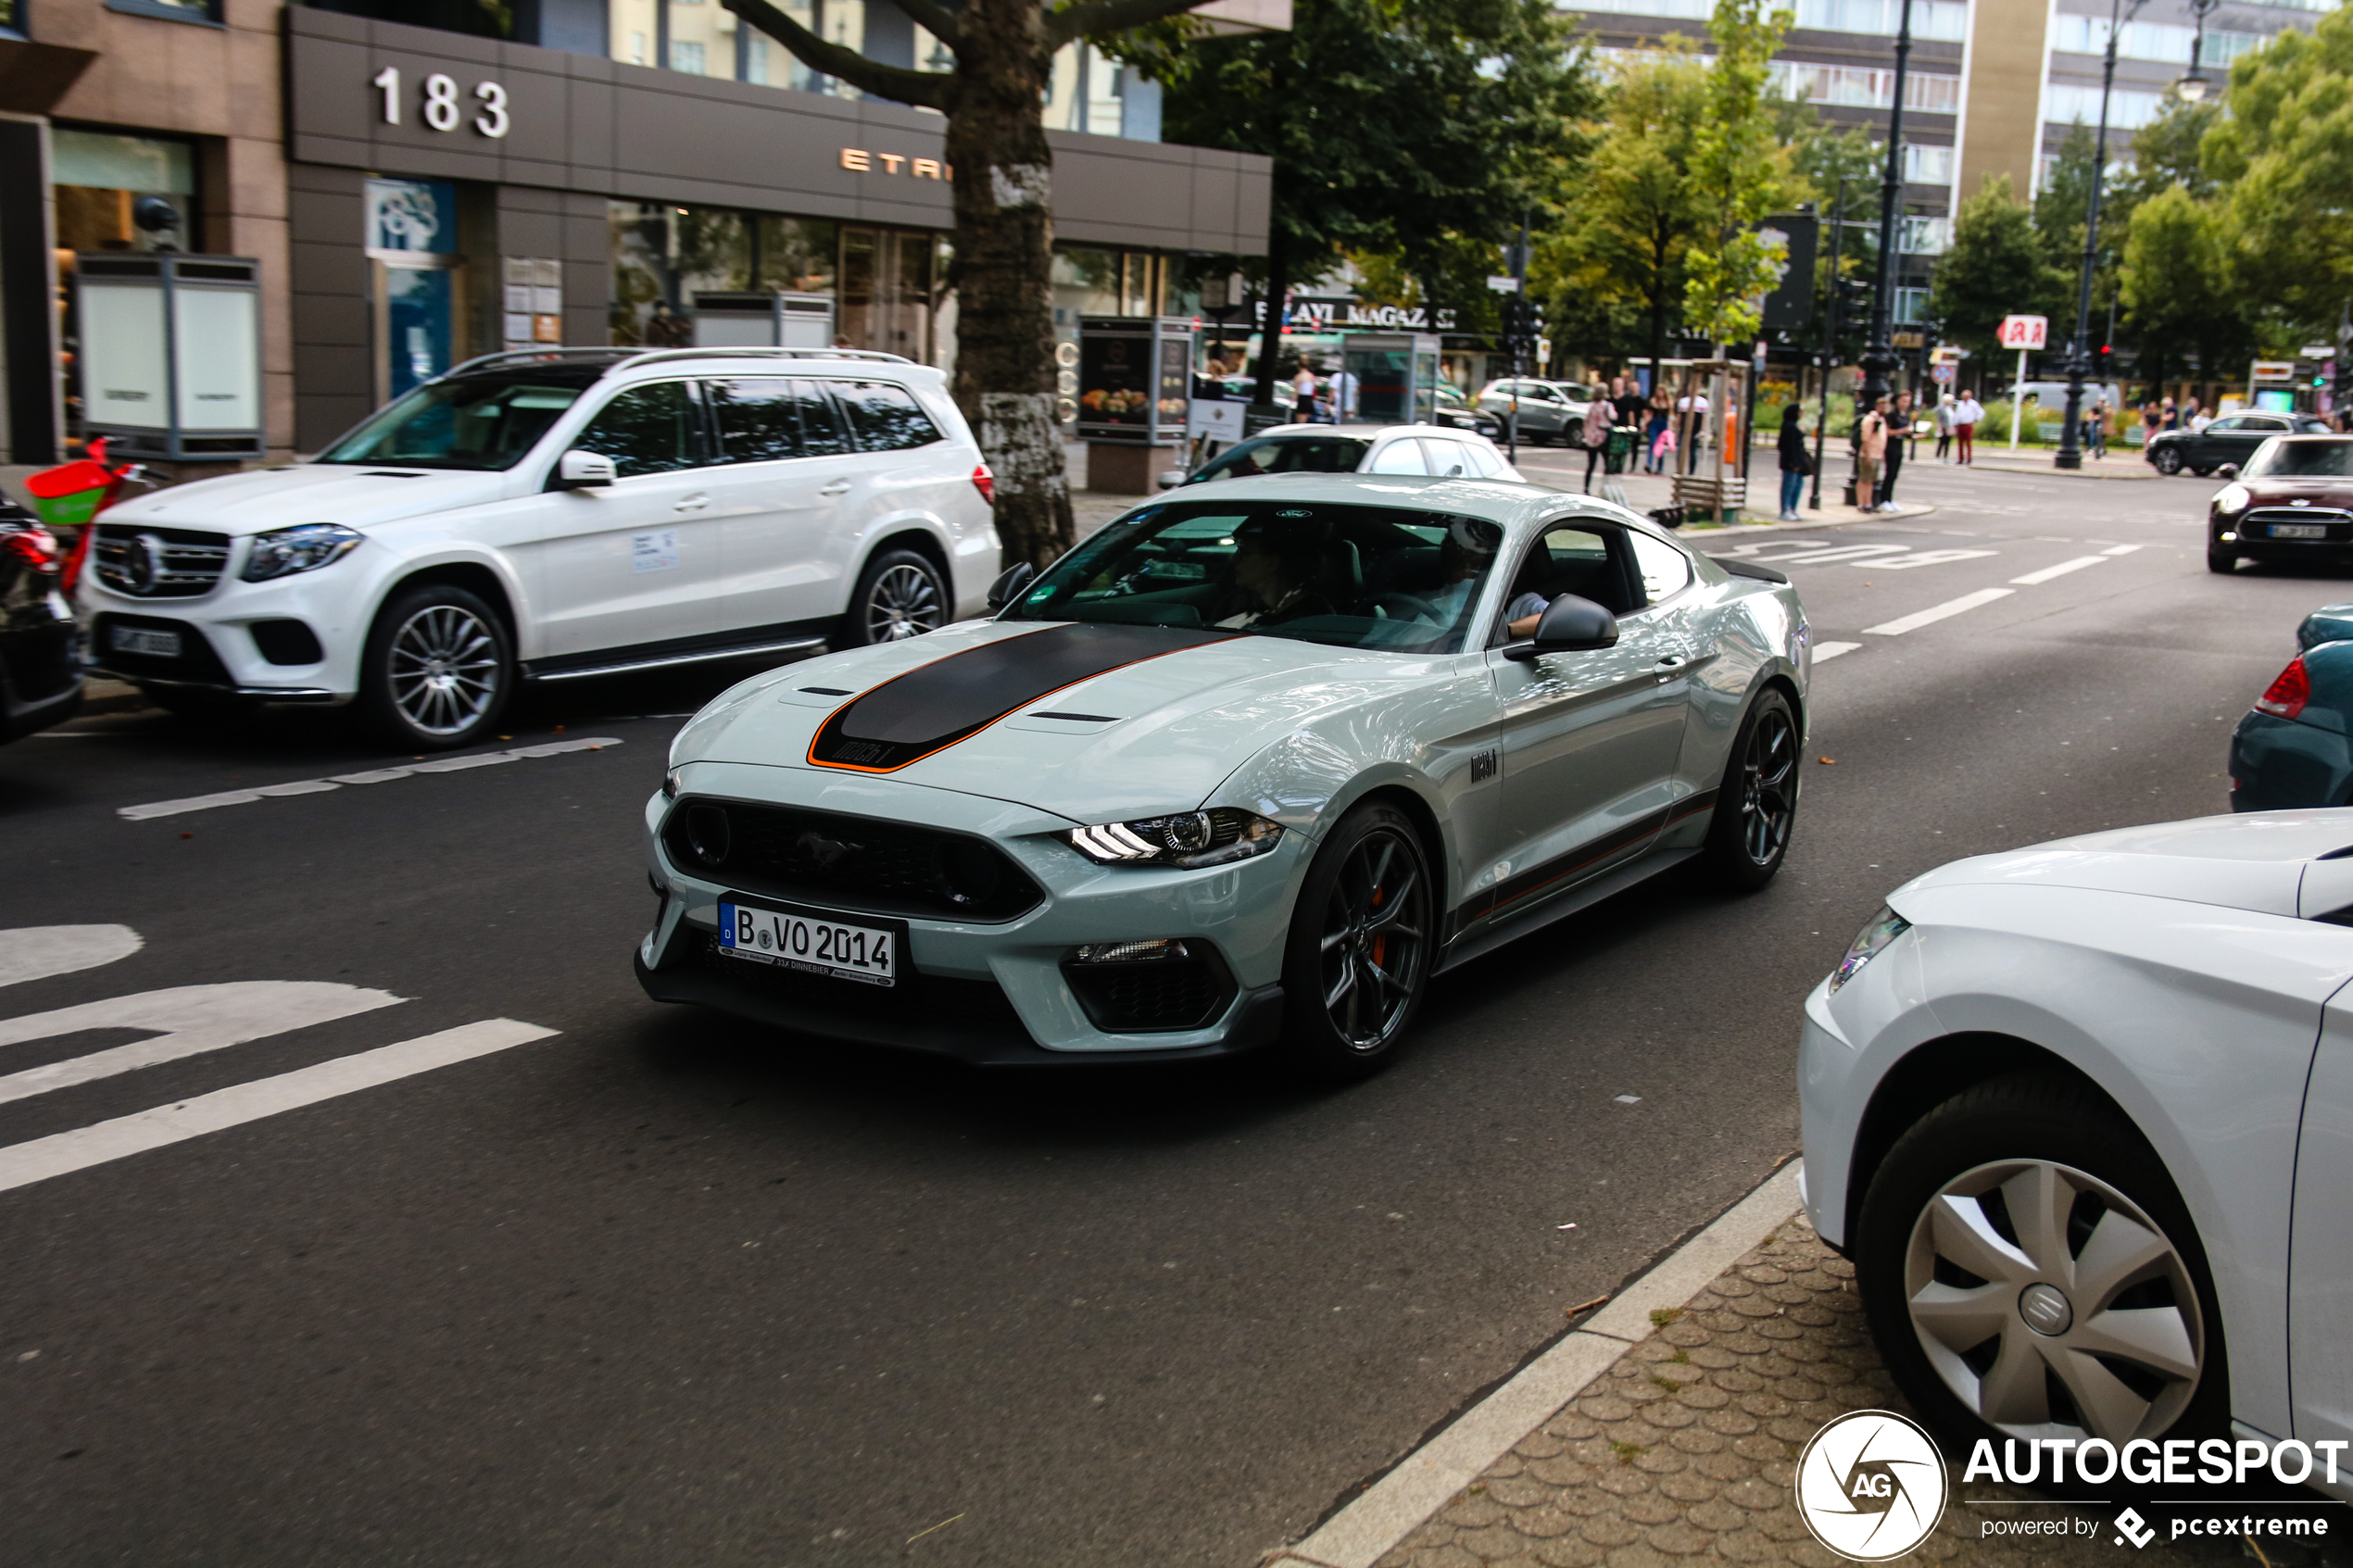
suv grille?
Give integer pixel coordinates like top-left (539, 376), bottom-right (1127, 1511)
top-left (94, 524), bottom-right (232, 597)
top-left (662, 799), bottom-right (1044, 922)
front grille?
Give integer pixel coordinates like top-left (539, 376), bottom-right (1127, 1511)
top-left (2246, 508), bottom-right (2353, 541)
top-left (1062, 948), bottom-right (1235, 1033)
top-left (663, 799), bottom-right (1044, 922)
top-left (94, 524), bottom-right (231, 597)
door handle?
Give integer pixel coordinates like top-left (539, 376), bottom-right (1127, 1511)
top-left (673, 494), bottom-right (711, 512)
top-left (818, 481), bottom-right (854, 497)
top-left (1654, 654), bottom-right (1688, 683)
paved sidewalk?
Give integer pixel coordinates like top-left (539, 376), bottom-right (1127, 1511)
top-left (1269, 1206), bottom-right (2296, 1568)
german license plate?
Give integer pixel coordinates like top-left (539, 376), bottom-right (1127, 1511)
top-left (2271, 523), bottom-right (2330, 539)
top-left (109, 625), bottom-right (181, 658)
top-left (717, 899), bottom-right (896, 987)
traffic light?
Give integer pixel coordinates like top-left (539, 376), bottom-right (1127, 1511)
top-left (1835, 276), bottom-right (1871, 314)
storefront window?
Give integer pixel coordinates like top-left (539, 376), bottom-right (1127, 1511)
top-left (837, 228), bottom-right (934, 361)
top-left (53, 130), bottom-right (196, 254)
top-left (609, 202), bottom-right (752, 345)
top-left (756, 217), bottom-right (837, 295)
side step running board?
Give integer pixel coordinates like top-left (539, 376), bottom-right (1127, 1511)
top-left (524, 636), bottom-right (828, 684)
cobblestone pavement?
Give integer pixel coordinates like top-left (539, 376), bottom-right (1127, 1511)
top-left (1368, 1218), bottom-right (2285, 1568)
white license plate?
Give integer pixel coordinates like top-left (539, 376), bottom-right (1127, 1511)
top-left (2271, 523), bottom-right (2331, 539)
top-left (109, 625), bottom-right (181, 658)
top-left (717, 901), bottom-right (896, 987)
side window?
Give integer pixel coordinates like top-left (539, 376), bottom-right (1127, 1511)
top-left (1465, 442), bottom-right (1508, 478)
top-left (2206, 417), bottom-right (2242, 433)
top-left (572, 382), bottom-right (701, 477)
top-left (1367, 439), bottom-right (1430, 475)
top-left (1503, 521), bottom-right (1640, 628)
top-left (707, 377), bottom-right (803, 464)
top-left (830, 381), bottom-right (943, 452)
top-left (1418, 438), bottom-right (1471, 477)
top-left (1629, 529), bottom-right (1694, 604)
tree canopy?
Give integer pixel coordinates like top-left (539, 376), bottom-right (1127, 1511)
top-left (1927, 175), bottom-right (2070, 365)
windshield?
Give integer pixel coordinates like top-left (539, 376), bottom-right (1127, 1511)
top-left (2247, 439), bottom-right (2353, 478)
top-left (318, 371), bottom-right (597, 470)
top-left (1002, 499), bottom-right (1507, 653)
top-left (1189, 435), bottom-right (1372, 483)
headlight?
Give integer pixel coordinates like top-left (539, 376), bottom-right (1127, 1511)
top-left (241, 523), bottom-right (363, 582)
top-left (1829, 905), bottom-right (1911, 993)
top-left (2214, 484), bottom-right (2252, 515)
top-left (1065, 808), bottom-right (1283, 869)
top-left (662, 766), bottom-right (683, 799)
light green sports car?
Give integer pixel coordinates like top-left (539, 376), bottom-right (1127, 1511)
top-left (636, 473), bottom-right (1811, 1075)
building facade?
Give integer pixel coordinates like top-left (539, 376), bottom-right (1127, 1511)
top-left (0, 0), bottom-right (1272, 467)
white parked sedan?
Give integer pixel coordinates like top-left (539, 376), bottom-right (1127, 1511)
top-left (1802, 810), bottom-right (2353, 1494)
top-left (78, 346), bottom-right (998, 747)
top-left (1168, 425), bottom-right (1524, 488)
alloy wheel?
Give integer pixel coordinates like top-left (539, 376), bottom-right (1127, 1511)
top-left (387, 603), bottom-right (500, 737)
top-left (866, 563), bottom-right (943, 642)
top-left (1737, 705), bottom-right (1797, 866)
top-left (1315, 830), bottom-right (1428, 1051)
top-left (1904, 1159), bottom-right (2203, 1443)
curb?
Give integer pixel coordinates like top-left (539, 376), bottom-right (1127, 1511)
top-left (78, 679), bottom-right (150, 717)
top-left (1952, 458), bottom-right (2156, 482)
top-left (1263, 1162), bottom-right (1806, 1568)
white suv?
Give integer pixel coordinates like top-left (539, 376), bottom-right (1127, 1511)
top-left (78, 346), bottom-right (1000, 747)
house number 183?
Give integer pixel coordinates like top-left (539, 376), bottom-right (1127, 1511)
top-left (371, 67), bottom-right (510, 139)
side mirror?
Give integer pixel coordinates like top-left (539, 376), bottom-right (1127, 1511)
top-left (2218, 463), bottom-right (2241, 479)
top-left (1157, 469), bottom-right (1186, 490)
top-left (1504, 594), bottom-right (1619, 659)
top-left (986, 560), bottom-right (1037, 612)
top-left (555, 448), bottom-right (616, 489)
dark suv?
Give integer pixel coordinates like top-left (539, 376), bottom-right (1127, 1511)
top-left (0, 491), bottom-right (81, 743)
top-left (2149, 410), bottom-right (2332, 476)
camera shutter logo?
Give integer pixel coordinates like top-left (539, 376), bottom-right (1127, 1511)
top-left (1793, 1409), bottom-right (1950, 1561)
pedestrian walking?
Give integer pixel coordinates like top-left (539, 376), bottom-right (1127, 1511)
top-left (1604, 376), bottom-right (1636, 475)
top-left (1644, 390), bottom-right (1670, 474)
top-left (1776, 403), bottom-right (1810, 520)
top-left (1933, 393), bottom-right (1955, 462)
top-left (1579, 384), bottom-right (1610, 492)
top-left (1856, 395), bottom-right (1890, 509)
top-left (643, 298), bottom-right (692, 347)
top-left (2088, 399), bottom-right (2109, 458)
top-left (1879, 392), bottom-right (1910, 510)
top-left (2161, 396), bottom-right (2179, 432)
top-left (1331, 366), bottom-right (1361, 421)
top-left (1954, 391), bottom-right (1982, 464)
top-left (2143, 400), bottom-right (2163, 445)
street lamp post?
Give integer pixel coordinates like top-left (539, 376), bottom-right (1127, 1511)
top-left (1856, 0), bottom-right (1916, 418)
top-left (2057, 0), bottom-right (2146, 470)
top-left (2175, 0), bottom-right (2221, 102)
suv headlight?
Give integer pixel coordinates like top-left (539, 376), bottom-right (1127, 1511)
top-left (242, 523), bottom-right (364, 582)
top-left (1066, 808), bottom-right (1282, 869)
top-left (1829, 905), bottom-right (1911, 993)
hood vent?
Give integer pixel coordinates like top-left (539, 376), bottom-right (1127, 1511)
top-left (361, 470), bottom-right (428, 478)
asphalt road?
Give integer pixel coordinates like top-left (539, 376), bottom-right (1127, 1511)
top-left (0, 455), bottom-right (2322, 1567)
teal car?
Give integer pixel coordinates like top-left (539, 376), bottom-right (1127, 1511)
top-left (636, 474), bottom-right (1812, 1076)
top-left (2232, 604), bottom-right (2353, 809)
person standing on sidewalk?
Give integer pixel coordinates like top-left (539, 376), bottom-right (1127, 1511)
top-left (1953, 390), bottom-right (1982, 464)
top-left (1579, 383), bottom-right (1611, 492)
top-left (1856, 394), bottom-right (1889, 508)
top-left (1933, 392), bottom-right (1955, 461)
top-left (1878, 391), bottom-right (1910, 510)
top-left (1776, 403), bottom-right (1810, 520)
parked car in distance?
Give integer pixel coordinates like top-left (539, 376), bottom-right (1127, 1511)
top-left (1802, 811), bottom-right (2353, 1486)
top-left (77, 346), bottom-right (999, 749)
top-left (0, 490), bottom-right (80, 743)
top-left (1165, 425), bottom-right (1525, 489)
top-left (2153, 409), bottom-right (2332, 476)
top-left (1432, 383), bottom-right (1504, 439)
top-left (1475, 380), bottom-right (1592, 445)
top-left (2208, 435), bottom-right (2353, 574)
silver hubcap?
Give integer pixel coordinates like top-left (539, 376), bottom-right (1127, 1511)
top-left (1905, 1159), bottom-right (2202, 1443)
top-left (388, 604), bottom-right (500, 736)
top-left (866, 563), bottom-right (942, 642)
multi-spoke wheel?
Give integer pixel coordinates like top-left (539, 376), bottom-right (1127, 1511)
top-left (1859, 1073), bottom-right (2227, 1451)
top-left (1280, 802), bottom-right (1433, 1079)
top-left (361, 583), bottom-right (513, 749)
top-left (845, 548), bottom-right (949, 646)
top-left (1704, 688), bottom-right (1799, 889)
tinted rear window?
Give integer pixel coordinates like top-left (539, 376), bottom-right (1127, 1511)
top-left (831, 381), bottom-right (943, 452)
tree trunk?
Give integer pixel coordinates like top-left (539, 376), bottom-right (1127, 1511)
top-left (944, 0), bottom-right (1076, 571)
top-left (1252, 240), bottom-right (1291, 410)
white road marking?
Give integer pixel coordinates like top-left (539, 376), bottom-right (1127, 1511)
top-left (1742, 544), bottom-right (1916, 565)
top-left (1812, 642), bottom-right (1862, 662)
top-left (118, 736), bottom-right (624, 822)
top-left (1863, 588), bottom-right (2015, 635)
top-left (0, 1018), bottom-right (555, 1196)
top-left (1869, 549), bottom-right (1999, 571)
top-left (2009, 555), bottom-right (2110, 585)
top-left (0, 926), bottom-right (142, 989)
top-left (0, 982), bottom-right (406, 1105)
top-left (2102, 544), bottom-right (2142, 556)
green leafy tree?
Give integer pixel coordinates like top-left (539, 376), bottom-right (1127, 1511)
top-left (2204, 6), bottom-right (2353, 340)
top-left (1928, 175), bottom-right (2070, 377)
top-left (1787, 121), bottom-right (1880, 365)
top-left (1682, 0), bottom-right (1799, 346)
top-left (2120, 182), bottom-right (2253, 387)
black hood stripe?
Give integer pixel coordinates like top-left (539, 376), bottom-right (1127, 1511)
top-left (808, 623), bottom-right (1234, 772)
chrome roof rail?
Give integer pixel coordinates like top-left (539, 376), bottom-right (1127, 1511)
top-left (608, 346), bottom-right (919, 372)
top-left (437, 347), bottom-right (636, 380)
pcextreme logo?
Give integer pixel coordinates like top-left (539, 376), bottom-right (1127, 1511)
top-left (1793, 1410), bottom-right (1952, 1562)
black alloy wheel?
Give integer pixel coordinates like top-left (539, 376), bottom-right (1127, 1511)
top-left (359, 582), bottom-right (513, 750)
top-left (2207, 545), bottom-right (2239, 574)
top-left (1279, 802), bottom-right (1433, 1080)
top-left (845, 547), bottom-right (949, 646)
top-left (2153, 446), bottom-right (2184, 475)
top-left (1704, 689), bottom-right (1799, 891)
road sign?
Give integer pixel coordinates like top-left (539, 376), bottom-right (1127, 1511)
top-left (2302, 345), bottom-right (2334, 360)
top-left (1486, 276), bottom-right (1520, 293)
top-left (1892, 331), bottom-right (1924, 349)
top-left (2253, 360), bottom-right (2296, 383)
top-left (1931, 362), bottom-right (1956, 384)
top-left (1997, 314), bottom-right (2048, 350)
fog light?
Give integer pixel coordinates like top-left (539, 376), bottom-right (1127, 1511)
top-left (1072, 938), bottom-right (1191, 964)
top-left (2221, 531), bottom-right (2238, 543)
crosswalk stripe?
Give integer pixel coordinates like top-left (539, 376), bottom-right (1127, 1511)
top-left (2101, 544), bottom-right (2141, 555)
top-left (0, 1019), bottom-right (556, 1196)
top-left (118, 737), bottom-right (624, 822)
top-left (0, 982), bottom-right (404, 1106)
top-left (2010, 555), bottom-right (2110, 585)
top-left (1812, 642), bottom-right (1863, 663)
top-left (1863, 588), bottom-right (2015, 636)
